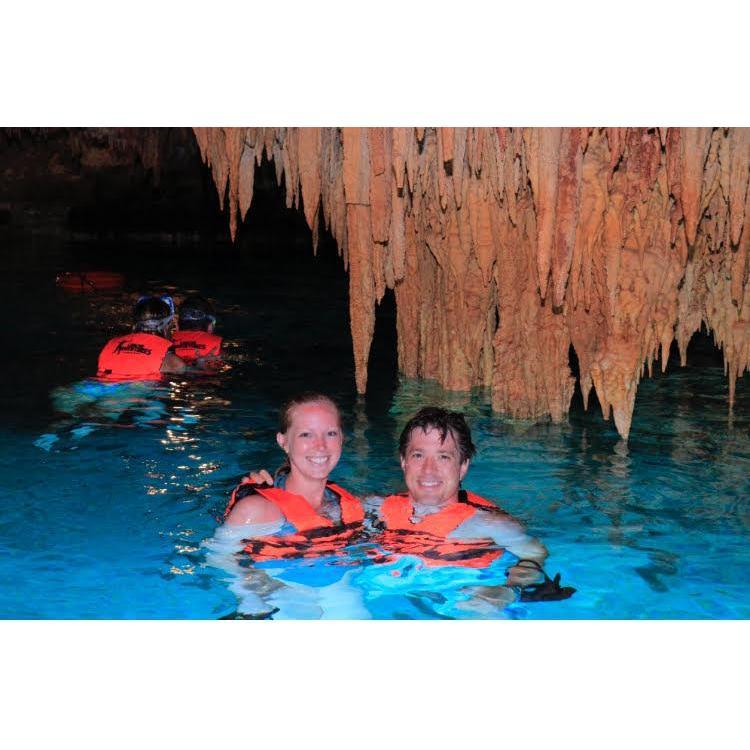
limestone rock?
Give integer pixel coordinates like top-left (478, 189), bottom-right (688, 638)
top-left (195, 127), bottom-right (750, 440)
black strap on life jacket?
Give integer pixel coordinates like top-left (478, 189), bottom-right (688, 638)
top-left (457, 489), bottom-right (508, 514)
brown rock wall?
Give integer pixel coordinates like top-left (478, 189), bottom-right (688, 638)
top-left (194, 127), bottom-right (750, 440)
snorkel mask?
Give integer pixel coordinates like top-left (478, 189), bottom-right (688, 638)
top-left (137, 294), bottom-right (175, 316)
top-left (134, 295), bottom-right (176, 334)
top-left (179, 307), bottom-right (217, 327)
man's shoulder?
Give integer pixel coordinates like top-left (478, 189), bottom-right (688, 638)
top-left (470, 504), bottom-right (517, 525)
top-left (458, 494), bottom-right (521, 531)
top-left (462, 492), bottom-right (513, 517)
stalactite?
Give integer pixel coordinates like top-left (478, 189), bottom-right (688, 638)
top-left (65, 128), bottom-right (168, 178)
top-left (195, 127), bottom-right (750, 440)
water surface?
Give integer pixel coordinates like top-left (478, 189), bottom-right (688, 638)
top-left (1, 228), bottom-right (748, 618)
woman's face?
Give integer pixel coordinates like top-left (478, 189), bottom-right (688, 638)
top-left (277, 401), bottom-right (343, 482)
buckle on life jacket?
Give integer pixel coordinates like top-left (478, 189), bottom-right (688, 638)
top-left (511, 559), bottom-right (577, 602)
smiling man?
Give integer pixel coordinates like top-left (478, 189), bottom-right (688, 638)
top-left (370, 406), bottom-right (548, 604)
top-left (224, 404), bottom-right (551, 617)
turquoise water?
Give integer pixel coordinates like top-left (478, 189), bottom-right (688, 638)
top-left (1, 230), bottom-right (749, 619)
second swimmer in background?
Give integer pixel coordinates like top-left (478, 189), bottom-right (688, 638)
top-left (172, 295), bottom-right (224, 371)
top-left (206, 392), bottom-right (371, 619)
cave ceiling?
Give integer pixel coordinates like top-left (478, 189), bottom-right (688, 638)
top-left (195, 127), bottom-right (750, 440)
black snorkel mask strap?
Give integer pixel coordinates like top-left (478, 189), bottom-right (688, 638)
top-left (180, 308), bottom-right (216, 327)
top-left (134, 295), bottom-right (175, 335)
top-left (138, 316), bottom-right (173, 334)
top-left (511, 559), bottom-right (577, 602)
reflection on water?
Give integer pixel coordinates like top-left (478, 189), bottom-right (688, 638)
top-left (17, 365), bottom-right (749, 619)
top-left (1, 230), bottom-right (749, 618)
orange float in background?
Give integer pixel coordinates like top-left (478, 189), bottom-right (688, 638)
top-left (56, 271), bottom-right (125, 293)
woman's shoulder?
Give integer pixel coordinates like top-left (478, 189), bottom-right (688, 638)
top-left (225, 492), bottom-right (284, 526)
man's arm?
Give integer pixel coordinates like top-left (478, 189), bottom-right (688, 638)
top-left (455, 508), bottom-right (548, 592)
top-left (194, 355), bottom-right (225, 371)
top-left (481, 511), bottom-right (548, 586)
top-left (161, 350), bottom-right (187, 374)
top-left (192, 344), bottom-right (226, 372)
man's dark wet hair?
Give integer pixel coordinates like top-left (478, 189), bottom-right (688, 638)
top-left (398, 406), bottom-right (476, 463)
top-left (133, 296), bottom-right (174, 335)
top-left (178, 295), bottom-right (216, 331)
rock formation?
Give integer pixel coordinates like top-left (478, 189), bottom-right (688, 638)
top-left (0, 127), bottom-right (168, 175)
top-left (194, 127), bottom-right (750, 440)
top-left (1, 128), bottom-right (220, 237)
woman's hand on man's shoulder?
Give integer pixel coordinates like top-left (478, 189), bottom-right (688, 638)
top-left (240, 469), bottom-right (274, 486)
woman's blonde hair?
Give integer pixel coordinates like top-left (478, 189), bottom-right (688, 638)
top-left (278, 392), bottom-right (342, 433)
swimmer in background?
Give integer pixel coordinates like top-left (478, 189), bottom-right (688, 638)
top-left (172, 295), bottom-right (224, 371)
top-left (205, 392), bottom-right (371, 619)
top-left (35, 296), bottom-right (185, 450)
top-left (97, 295), bottom-right (187, 380)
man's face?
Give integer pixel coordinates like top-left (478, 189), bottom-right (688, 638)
top-left (400, 427), bottom-right (469, 507)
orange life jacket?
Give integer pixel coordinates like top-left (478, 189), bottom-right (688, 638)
top-left (224, 482), bottom-right (365, 562)
top-left (379, 490), bottom-right (505, 568)
top-left (172, 330), bottom-right (223, 364)
top-left (97, 332), bottom-right (173, 380)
